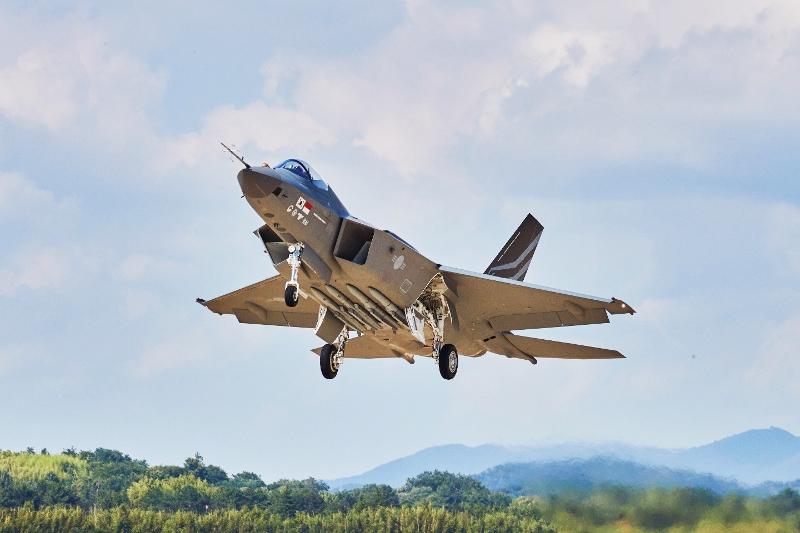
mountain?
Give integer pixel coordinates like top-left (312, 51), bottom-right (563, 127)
top-left (475, 457), bottom-right (743, 496)
top-left (329, 444), bottom-right (515, 490)
top-left (669, 427), bottom-right (800, 484)
top-left (327, 427), bottom-right (800, 489)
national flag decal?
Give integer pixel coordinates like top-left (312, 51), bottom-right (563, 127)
top-left (296, 197), bottom-right (314, 215)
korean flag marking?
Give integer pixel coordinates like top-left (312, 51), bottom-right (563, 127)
top-left (296, 197), bottom-right (313, 215)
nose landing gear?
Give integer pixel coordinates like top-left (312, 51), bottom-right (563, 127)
top-left (284, 243), bottom-right (303, 307)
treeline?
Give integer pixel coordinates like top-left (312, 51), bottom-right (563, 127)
top-left (1, 448), bottom-right (799, 532)
top-left (0, 450), bottom-right (508, 515)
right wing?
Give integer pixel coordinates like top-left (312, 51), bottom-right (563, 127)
top-left (198, 275), bottom-right (318, 328)
top-left (440, 266), bottom-right (633, 362)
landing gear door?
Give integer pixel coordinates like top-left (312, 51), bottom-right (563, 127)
top-left (364, 230), bottom-right (438, 308)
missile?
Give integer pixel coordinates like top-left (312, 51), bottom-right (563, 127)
top-left (368, 287), bottom-right (407, 324)
top-left (324, 285), bottom-right (381, 330)
top-left (346, 284), bottom-right (405, 330)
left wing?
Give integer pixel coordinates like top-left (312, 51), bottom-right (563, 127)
top-left (198, 275), bottom-right (318, 328)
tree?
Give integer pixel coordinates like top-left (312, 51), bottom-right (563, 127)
top-left (264, 478), bottom-right (328, 517)
top-left (78, 448), bottom-right (148, 508)
top-left (326, 484), bottom-right (400, 513)
top-left (763, 488), bottom-right (800, 517)
top-left (183, 453), bottom-right (228, 485)
top-left (127, 474), bottom-right (222, 512)
top-left (398, 470), bottom-right (511, 512)
top-left (225, 471), bottom-right (266, 490)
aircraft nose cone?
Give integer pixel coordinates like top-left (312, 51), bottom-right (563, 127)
top-left (237, 168), bottom-right (280, 199)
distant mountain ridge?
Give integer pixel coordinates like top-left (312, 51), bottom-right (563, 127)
top-left (476, 457), bottom-right (744, 496)
top-left (328, 427), bottom-right (800, 490)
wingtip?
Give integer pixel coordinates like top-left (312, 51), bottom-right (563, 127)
top-left (610, 297), bottom-right (636, 315)
top-left (196, 298), bottom-right (207, 306)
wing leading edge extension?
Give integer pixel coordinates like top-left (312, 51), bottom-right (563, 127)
top-left (440, 266), bottom-right (633, 363)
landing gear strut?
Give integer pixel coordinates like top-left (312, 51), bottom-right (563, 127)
top-left (409, 274), bottom-right (459, 380)
top-left (284, 243), bottom-right (303, 307)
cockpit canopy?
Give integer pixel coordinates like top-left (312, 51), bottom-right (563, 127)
top-left (276, 159), bottom-right (327, 189)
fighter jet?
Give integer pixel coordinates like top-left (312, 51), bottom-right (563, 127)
top-left (197, 146), bottom-right (635, 380)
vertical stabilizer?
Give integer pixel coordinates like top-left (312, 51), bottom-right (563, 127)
top-left (484, 214), bottom-right (543, 281)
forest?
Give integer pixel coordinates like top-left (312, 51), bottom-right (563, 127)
top-left (1, 448), bottom-right (799, 532)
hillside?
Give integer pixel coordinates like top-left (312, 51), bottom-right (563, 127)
top-left (1, 446), bottom-right (799, 532)
top-left (475, 457), bottom-right (743, 496)
top-left (671, 427), bottom-right (800, 483)
top-left (329, 444), bottom-right (517, 489)
top-left (328, 427), bottom-right (800, 489)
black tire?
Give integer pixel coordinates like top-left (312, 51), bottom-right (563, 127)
top-left (438, 344), bottom-right (458, 380)
top-left (320, 344), bottom-right (338, 379)
top-left (284, 285), bottom-right (299, 307)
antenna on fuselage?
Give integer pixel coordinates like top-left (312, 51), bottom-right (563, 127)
top-left (220, 142), bottom-right (251, 169)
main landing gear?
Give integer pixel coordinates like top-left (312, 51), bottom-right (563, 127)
top-left (320, 328), bottom-right (348, 379)
top-left (320, 344), bottom-right (340, 379)
top-left (412, 274), bottom-right (459, 380)
top-left (284, 243), bottom-right (303, 307)
top-left (437, 344), bottom-right (458, 380)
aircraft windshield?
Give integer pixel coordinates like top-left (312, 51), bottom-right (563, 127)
top-left (277, 159), bottom-right (326, 187)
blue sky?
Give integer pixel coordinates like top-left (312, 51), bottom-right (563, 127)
top-left (1, 0), bottom-right (799, 481)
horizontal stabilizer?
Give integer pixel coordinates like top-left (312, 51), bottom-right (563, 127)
top-left (485, 214), bottom-right (543, 281)
top-left (504, 333), bottom-right (625, 360)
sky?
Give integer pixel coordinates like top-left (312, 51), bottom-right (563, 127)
top-left (1, 0), bottom-right (799, 481)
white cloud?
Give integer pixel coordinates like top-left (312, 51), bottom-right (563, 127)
top-left (115, 253), bottom-right (182, 282)
top-left (748, 314), bottom-right (800, 399)
top-left (0, 244), bottom-right (101, 297)
top-left (0, 12), bottom-right (164, 144)
top-left (0, 172), bottom-right (76, 221)
top-left (212, 0), bottom-right (800, 175)
top-left (520, 25), bottom-right (619, 88)
top-left (130, 323), bottom-right (268, 378)
top-left (0, 342), bottom-right (43, 377)
top-left (163, 101), bottom-right (333, 170)
top-left (765, 203), bottom-right (800, 276)
top-left (0, 47), bottom-right (79, 129)
top-left (120, 289), bottom-right (161, 319)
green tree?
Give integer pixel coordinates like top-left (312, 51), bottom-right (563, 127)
top-left (127, 474), bottom-right (222, 512)
top-left (183, 453), bottom-right (228, 485)
top-left (78, 448), bottom-right (148, 508)
top-left (398, 470), bottom-right (511, 512)
top-left (264, 478), bottom-right (328, 517)
top-left (762, 488), bottom-right (800, 517)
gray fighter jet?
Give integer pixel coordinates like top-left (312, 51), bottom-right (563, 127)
top-left (198, 147), bottom-right (635, 380)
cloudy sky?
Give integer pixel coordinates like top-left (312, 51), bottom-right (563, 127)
top-left (1, 0), bottom-right (799, 480)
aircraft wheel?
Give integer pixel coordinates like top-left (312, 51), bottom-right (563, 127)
top-left (438, 344), bottom-right (458, 380)
top-left (284, 285), bottom-right (299, 307)
top-left (320, 344), bottom-right (339, 379)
